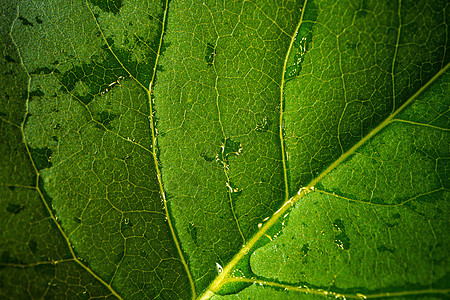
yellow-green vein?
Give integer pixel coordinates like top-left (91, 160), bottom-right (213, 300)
top-left (279, 0), bottom-right (308, 203)
top-left (220, 277), bottom-right (450, 299)
top-left (391, 0), bottom-right (402, 112)
top-left (147, 1), bottom-right (197, 299)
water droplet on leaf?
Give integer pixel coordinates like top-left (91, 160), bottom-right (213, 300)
top-left (215, 262), bottom-right (223, 274)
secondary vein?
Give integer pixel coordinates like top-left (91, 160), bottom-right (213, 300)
top-left (146, 1), bottom-right (197, 299)
top-left (279, 0), bottom-right (309, 202)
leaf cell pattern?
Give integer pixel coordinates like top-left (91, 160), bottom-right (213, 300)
top-left (0, 0), bottom-right (448, 299)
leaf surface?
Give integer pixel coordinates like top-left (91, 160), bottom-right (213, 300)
top-left (0, 0), bottom-right (448, 299)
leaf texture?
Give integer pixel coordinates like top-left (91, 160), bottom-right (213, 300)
top-left (0, 0), bottom-right (448, 299)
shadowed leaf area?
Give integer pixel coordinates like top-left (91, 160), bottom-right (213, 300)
top-left (0, 0), bottom-right (448, 299)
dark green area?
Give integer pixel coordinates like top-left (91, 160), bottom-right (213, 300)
top-left (301, 242), bottom-right (310, 255)
top-left (58, 50), bottom-right (127, 105)
top-left (377, 244), bottom-right (395, 254)
top-left (30, 66), bottom-right (60, 75)
top-left (29, 147), bottom-right (53, 170)
top-left (333, 219), bottom-right (350, 250)
top-left (29, 88), bottom-right (45, 99)
top-left (95, 110), bottom-right (118, 130)
top-left (200, 152), bottom-right (216, 162)
top-left (4, 55), bottom-right (17, 63)
top-left (205, 43), bottom-right (215, 67)
top-left (58, 29), bottom-right (157, 105)
top-left (1, 0), bottom-right (191, 299)
top-left (6, 203), bottom-right (25, 214)
top-left (18, 16), bottom-right (33, 26)
top-left (0, 3), bottom-right (120, 297)
top-left (88, 0), bottom-right (123, 14)
top-left (188, 222), bottom-right (198, 244)
top-left (0, 251), bottom-right (24, 265)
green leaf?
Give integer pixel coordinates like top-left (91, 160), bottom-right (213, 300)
top-left (0, 0), bottom-right (448, 300)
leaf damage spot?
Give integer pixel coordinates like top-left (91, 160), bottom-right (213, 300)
top-left (18, 16), bottom-right (33, 26)
top-left (285, 1), bottom-right (318, 81)
top-left (333, 219), bottom-right (350, 250)
top-left (6, 203), bottom-right (25, 214)
top-left (216, 138), bottom-right (243, 170)
top-left (205, 43), bottom-right (216, 67)
top-left (226, 181), bottom-right (242, 198)
top-left (29, 147), bottom-right (53, 170)
top-left (100, 76), bottom-right (125, 95)
top-left (255, 116), bottom-right (270, 132)
top-left (188, 222), bottom-right (198, 244)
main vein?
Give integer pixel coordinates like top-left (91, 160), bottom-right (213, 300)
top-left (223, 277), bottom-right (450, 299)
